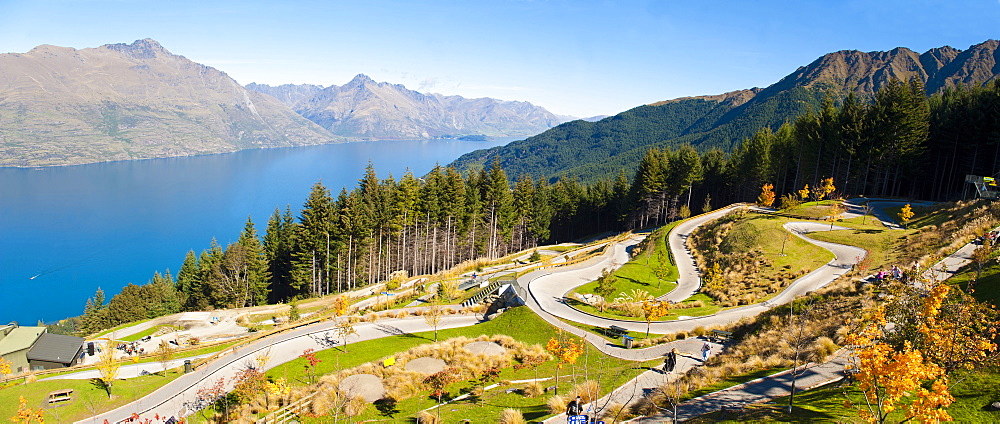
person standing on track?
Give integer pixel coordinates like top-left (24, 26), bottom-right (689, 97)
top-left (664, 348), bottom-right (678, 373)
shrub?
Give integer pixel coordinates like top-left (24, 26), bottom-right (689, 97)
top-left (568, 380), bottom-right (600, 403)
top-left (416, 410), bottom-right (439, 424)
top-left (499, 408), bottom-right (526, 424)
top-left (343, 395), bottom-right (368, 417)
top-left (522, 381), bottom-right (543, 398)
top-left (547, 395), bottom-right (567, 414)
top-left (691, 326), bottom-right (707, 337)
top-left (676, 331), bottom-right (688, 340)
top-left (600, 402), bottom-right (630, 423)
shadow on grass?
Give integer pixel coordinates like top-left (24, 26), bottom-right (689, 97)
top-left (89, 378), bottom-right (111, 398)
top-left (375, 323), bottom-right (431, 340)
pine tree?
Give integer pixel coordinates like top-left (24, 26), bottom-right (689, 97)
top-left (237, 217), bottom-right (270, 306)
top-left (264, 207), bottom-right (296, 302)
top-left (292, 182), bottom-right (335, 298)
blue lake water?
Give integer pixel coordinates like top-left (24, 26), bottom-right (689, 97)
top-left (0, 138), bottom-right (512, 324)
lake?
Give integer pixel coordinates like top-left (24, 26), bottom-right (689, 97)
top-left (0, 138), bottom-right (512, 324)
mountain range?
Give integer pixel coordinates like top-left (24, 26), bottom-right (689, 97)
top-left (0, 39), bottom-right (567, 167)
top-left (247, 76), bottom-right (570, 140)
top-left (0, 39), bottom-right (338, 167)
top-left (449, 40), bottom-right (1000, 182)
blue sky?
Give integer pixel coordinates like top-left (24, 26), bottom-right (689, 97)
top-left (0, 0), bottom-right (997, 117)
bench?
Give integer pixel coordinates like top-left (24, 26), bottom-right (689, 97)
top-left (603, 325), bottom-right (629, 339)
top-left (47, 389), bottom-right (73, 404)
top-left (709, 329), bottom-right (733, 343)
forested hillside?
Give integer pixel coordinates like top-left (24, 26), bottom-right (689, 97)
top-left (71, 76), bottom-right (1000, 336)
top-left (451, 40), bottom-right (1000, 182)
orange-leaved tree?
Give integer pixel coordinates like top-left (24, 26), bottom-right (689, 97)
top-left (641, 300), bottom-right (671, 338)
top-left (816, 177), bottom-right (836, 200)
top-left (845, 298), bottom-right (953, 422)
top-left (916, 283), bottom-right (998, 374)
top-left (757, 183), bottom-right (776, 208)
top-left (10, 396), bottom-right (45, 424)
top-left (546, 335), bottom-right (584, 395)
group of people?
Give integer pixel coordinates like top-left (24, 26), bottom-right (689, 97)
top-left (873, 264), bottom-right (915, 284)
top-left (976, 230), bottom-right (999, 246)
top-left (661, 342), bottom-right (712, 373)
top-left (116, 341), bottom-right (146, 356)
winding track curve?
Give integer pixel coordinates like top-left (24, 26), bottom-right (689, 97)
top-left (520, 205), bottom-right (866, 340)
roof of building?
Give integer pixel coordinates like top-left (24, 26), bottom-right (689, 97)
top-left (0, 326), bottom-right (45, 356)
top-left (27, 333), bottom-right (84, 364)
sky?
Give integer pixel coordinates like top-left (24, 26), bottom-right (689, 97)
top-left (0, 0), bottom-right (998, 117)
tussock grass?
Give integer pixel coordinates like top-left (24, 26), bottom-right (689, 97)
top-left (499, 408), bottom-right (526, 424)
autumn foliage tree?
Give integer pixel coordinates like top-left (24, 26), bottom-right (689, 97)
top-left (96, 345), bottom-right (121, 398)
top-left (757, 183), bottom-right (776, 208)
top-left (299, 349), bottom-right (321, 384)
top-left (916, 284), bottom-right (998, 374)
top-left (815, 177), bottom-right (836, 200)
top-left (845, 287), bottom-right (955, 423)
top-left (10, 396), bottom-right (44, 424)
top-left (897, 204), bottom-right (915, 228)
top-left (546, 335), bottom-right (584, 395)
top-left (0, 357), bottom-right (11, 383)
top-left (641, 300), bottom-right (671, 338)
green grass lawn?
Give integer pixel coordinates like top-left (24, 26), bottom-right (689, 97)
top-left (117, 325), bottom-right (181, 342)
top-left (91, 319), bottom-right (152, 339)
top-left (267, 307), bottom-right (657, 423)
top-left (573, 222), bottom-right (680, 301)
top-left (784, 200), bottom-right (840, 218)
top-left (807, 228), bottom-right (916, 272)
top-left (944, 259), bottom-right (1000, 307)
top-left (739, 214), bottom-right (834, 273)
top-left (0, 369), bottom-right (184, 422)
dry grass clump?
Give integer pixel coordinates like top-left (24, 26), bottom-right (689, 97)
top-left (687, 215), bottom-right (808, 306)
top-left (416, 410), bottom-right (439, 424)
top-left (547, 394), bottom-right (567, 414)
top-left (300, 334), bottom-right (540, 418)
top-left (343, 394), bottom-right (368, 417)
top-left (522, 381), bottom-right (544, 397)
top-left (568, 380), bottom-right (600, 403)
top-left (499, 408), bottom-right (526, 424)
top-left (600, 402), bottom-right (631, 423)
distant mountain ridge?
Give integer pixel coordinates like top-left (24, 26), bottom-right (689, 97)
top-left (449, 40), bottom-right (1000, 182)
top-left (248, 75), bottom-right (571, 140)
top-left (0, 39), bottom-right (339, 167)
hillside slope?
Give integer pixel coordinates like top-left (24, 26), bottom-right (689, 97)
top-left (0, 39), bottom-right (340, 167)
top-left (450, 40), bottom-right (1000, 182)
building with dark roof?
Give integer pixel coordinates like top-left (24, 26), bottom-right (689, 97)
top-left (0, 323), bottom-right (84, 374)
top-left (27, 333), bottom-right (84, 370)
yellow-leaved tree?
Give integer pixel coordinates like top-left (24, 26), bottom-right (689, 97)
top-left (898, 204), bottom-right (915, 228)
top-left (845, 285), bottom-right (955, 423)
top-left (916, 284), bottom-right (998, 374)
top-left (10, 396), bottom-right (45, 424)
top-left (546, 335), bottom-right (584, 395)
top-left (798, 184), bottom-right (810, 200)
top-left (816, 177), bottom-right (836, 200)
top-left (641, 300), bottom-right (671, 338)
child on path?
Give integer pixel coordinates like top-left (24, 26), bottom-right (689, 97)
top-left (701, 342), bottom-right (711, 362)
